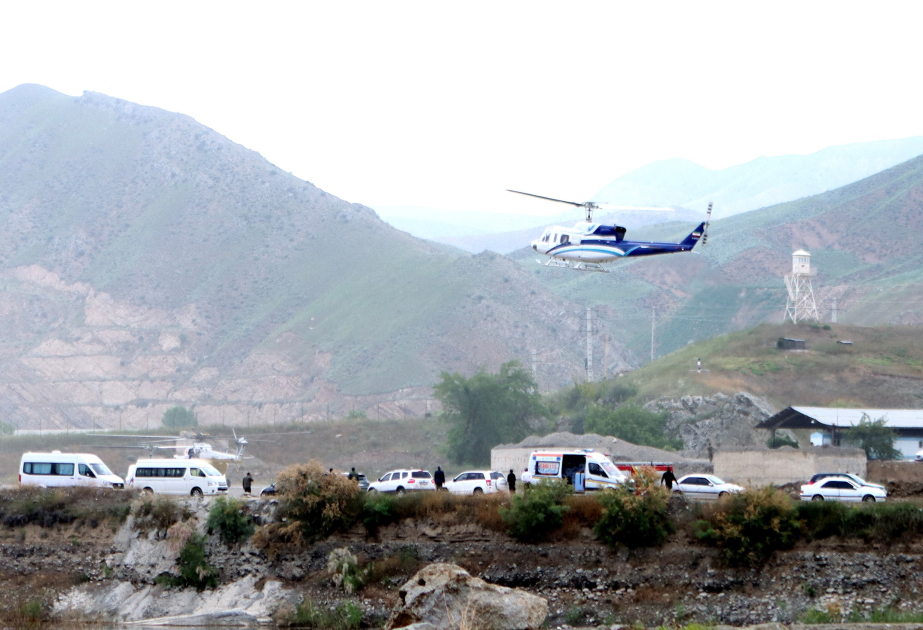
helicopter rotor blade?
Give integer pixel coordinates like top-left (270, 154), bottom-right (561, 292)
top-left (595, 204), bottom-right (676, 212)
top-left (507, 190), bottom-right (587, 207)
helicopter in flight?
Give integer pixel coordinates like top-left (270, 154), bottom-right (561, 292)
top-left (508, 189), bottom-right (712, 272)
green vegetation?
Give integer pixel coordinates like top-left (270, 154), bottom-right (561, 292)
top-left (584, 404), bottom-right (682, 450)
top-left (595, 472), bottom-right (673, 549)
top-left (0, 487), bottom-right (133, 529)
top-left (160, 533), bottom-right (218, 590)
top-left (694, 486), bottom-right (801, 567)
top-left (547, 380), bottom-right (637, 434)
top-left (0, 421), bottom-right (14, 436)
top-left (282, 600), bottom-right (362, 629)
top-left (843, 414), bottom-right (902, 460)
top-left (206, 496), bottom-right (255, 545)
top-left (435, 361), bottom-right (547, 465)
top-left (161, 406), bottom-right (198, 428)
top-left (131, 494), bottom-right (188, 531)
top-left (500, 480), bottom-right (571, 543)
top-left (767, 433), bottom-right (799, 449)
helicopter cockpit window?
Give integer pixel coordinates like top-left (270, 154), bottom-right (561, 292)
top-left (561, 235), bottom-right (570, 244)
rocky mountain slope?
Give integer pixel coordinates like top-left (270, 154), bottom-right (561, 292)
top-left (0, 84), bottom-right (633, 430)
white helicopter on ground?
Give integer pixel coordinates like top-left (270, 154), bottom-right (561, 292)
top-left (508, 189), bottom-right (712, 273)
top-left (93, 429), bottom-right (269, 462)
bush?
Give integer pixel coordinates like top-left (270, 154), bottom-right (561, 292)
top-left (206, 496), bottom-right (255, 545)
top-left (132, 494), bottom-right (188, 531)
top-left (268, 461), bottom-right (361, 545)
top-left (595, 484), bottom-right (673, 549)
top-left (694, 486), bottom-right (800, 567)
top-left (796, 500), bottom-right (850, 540)
top-left (840, 501), bottom-right (923, 542)
top-left (843, 414), bottom-right (902, 460)
top-left (0, 420), bottom-right (15, 436)
top-left (327, 548), bottom-right (365, 594)
top-left (0, 487), bottom-right (133, 529)
top-left (158, 533), bottom-right (218, 590)
top-left (361, 492), bottom-right (397, 536)
top-left (282, 600), bottom-right (362, 629)
top-left (500, 480), bottom-right (570, 543)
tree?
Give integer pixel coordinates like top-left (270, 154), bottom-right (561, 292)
top-left (843, 414), bottom-right (901, 460)
top-left (162, 406), bottom-right (198, 428)
top-left (0, 420), bottom-right (15, 436)
top-left (584, 404), bottom-right (682, 450)
top-left (434, 361), bottom-right (547, 466)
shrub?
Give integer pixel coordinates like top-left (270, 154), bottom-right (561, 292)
top-left (327, 548), bottom-right (365, 594)
top-left (0, 487), bottom-right (133, 529)
top-left (843, 414), bottom-right (902, 460)
top-left (282, 600), bottom-right (362, 629)
top-left (206, 496), bottom-right (255, 545)
top-left (161, 406), bottom-right (198, 428)
top-left (172, 534), bottom-right (218, 590)
top-left (584, 404), bottom-right (682, 450)
top-left (132, 494), bottom-right (188, 531)
top-left (500, 480), bottom-right (570, 543)
top-left (840, 501), bottom-right (923, 542)
top-left (0, 420), bottom-right (15, 436)
top-left (270, 461), bottom-right (361, 545)
top-left (595, 484), bottom-right (673, 549)
top-left (694, 486), bottom-right (800, 567)
top-left (796, 500), bottom-right (850, 540)
top-left (361, 492), bottom-right (397, 536)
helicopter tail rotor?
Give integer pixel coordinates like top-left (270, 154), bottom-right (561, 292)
top-left (701, 202), bottom-right (713, 246)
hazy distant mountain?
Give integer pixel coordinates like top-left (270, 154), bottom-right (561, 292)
top-left (372, 205), bottom-right (561, 239)
top-left (0, 84), bottom-right (632, 431)
top-left (592, 138), bottom-right (923, 219)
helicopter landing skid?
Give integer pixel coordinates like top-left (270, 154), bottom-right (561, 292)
top-left (539, 259), bottom-right (609, 273)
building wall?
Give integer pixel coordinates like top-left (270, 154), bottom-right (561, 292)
top-left (714, 447), bottom-right (866, 486)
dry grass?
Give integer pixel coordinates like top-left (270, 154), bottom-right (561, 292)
top-left (0, 486), bottom-right (134, 529)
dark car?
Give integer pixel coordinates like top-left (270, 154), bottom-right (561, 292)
top-left (260, 483), bottom-right (276, 496)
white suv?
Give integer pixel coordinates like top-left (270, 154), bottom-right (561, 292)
top-left (367, 469), bottom-right (434, 494)
top-left (445, 470), bottom-right (509, 495)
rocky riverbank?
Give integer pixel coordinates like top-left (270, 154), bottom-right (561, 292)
top-left (1, 494), bottom-right (922, 628)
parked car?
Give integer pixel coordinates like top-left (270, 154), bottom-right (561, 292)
top-left (260, 483), bottom-right (277, 496)
top-left (445, 470), bottom-right (509, 495)
top-left (800, 477), bottom-right (887, 502)
top-left (806, 473), bottom-right (885, 491)
top-left (367, 469), bottom-right (434, 494)
top-left (341, 472), bottom-right (370, 491)
top-left (672, 474), bottom-right (744, 501)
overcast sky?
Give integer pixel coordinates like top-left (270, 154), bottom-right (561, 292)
top-left (2, 1), bottom-right (923, 216)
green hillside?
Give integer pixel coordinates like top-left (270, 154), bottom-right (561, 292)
top-left (615, 322), bottom-right (923, 410)
top-left (0, 84), bottom-right (622, 431)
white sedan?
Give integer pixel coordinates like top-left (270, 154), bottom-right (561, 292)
top-left (800, 477), bottom-right (887, 503)
top-left (673, 474), bottom-right (744, 501)
top-left (445, 470), bottom-right (509, 495)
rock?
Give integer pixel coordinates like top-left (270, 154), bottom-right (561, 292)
top-left (387, 563), bottom-right (547, 630)
top-left (394, 624), bottom-right (438, 630)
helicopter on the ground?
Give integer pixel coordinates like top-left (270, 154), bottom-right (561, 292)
top-left (508, 189), bottom-right (712, 272)
top-left (92, 428), bottom-right (287, 462)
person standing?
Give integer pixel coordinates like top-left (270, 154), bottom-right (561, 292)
top-left (660, 467), bottom-right (677, 490)
top-left (507, 469), bottom-right (516, 493)
top-left (434, 466), bottom-right (445, 491)
top-left (348, 467), bottom-right (358, 481)
top-left (242, 471), bottom-right (253, 495)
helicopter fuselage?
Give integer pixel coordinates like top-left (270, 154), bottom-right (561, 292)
top-left (531, 221), bottom-right (705, 264)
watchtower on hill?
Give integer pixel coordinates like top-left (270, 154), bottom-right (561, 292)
top-left (783, 249), bottom-right (819, 323)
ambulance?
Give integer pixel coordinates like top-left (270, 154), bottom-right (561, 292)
top-left (521, 450), bottom-right (630, 491)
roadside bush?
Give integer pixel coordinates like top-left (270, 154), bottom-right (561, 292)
top-left (0, 487), bottom-right (133, 529)
top-left (361, 492), bottom-right (397, 536)
top-left (840, 501), bottom-right (923, 542)
top-left (327, 548), bottom-right (365, 594)
top-left (269, 460), bottom-right (361, 545)
top-left (500, 480), bottom-right (570, 543)
top-left (206, 496), bottom-right (254, 545)
top-left (694, 486), bottom-right (800, 567)
top-left (796, 500), bottom-right (850, 540)
top-left (595, 485), bottom-right (673, 549)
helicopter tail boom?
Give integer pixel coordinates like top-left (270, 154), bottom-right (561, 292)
top-left (680, 222), bottom-right (707, 249)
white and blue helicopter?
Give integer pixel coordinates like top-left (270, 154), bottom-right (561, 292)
top-left (508, 189), bottom-right (712, 273)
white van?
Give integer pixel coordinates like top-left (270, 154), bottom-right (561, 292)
top-left (521, 450), bottom-right (630, 491)
top-left (126, 458), bottom-right (228, 496)
top-left (19, 452), bottom-right (125, 489)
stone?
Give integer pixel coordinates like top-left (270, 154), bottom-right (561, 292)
top-left (387, 563), bottom-right (547, 630)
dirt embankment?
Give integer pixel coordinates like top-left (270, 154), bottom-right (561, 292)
top-left (5, 497), bottom-right (923, 629)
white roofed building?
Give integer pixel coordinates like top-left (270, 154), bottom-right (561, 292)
top-left (757, 407), bottom-right (923, 459)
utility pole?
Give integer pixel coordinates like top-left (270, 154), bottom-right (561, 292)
top-left (603, 334), bottom-right (609, 380)
top-left (586, 307), bottom-right (593, 382)
top-left (831, 297), bottom-right (837, 324)
top-left (651, 307), bottom-right (656, 362)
